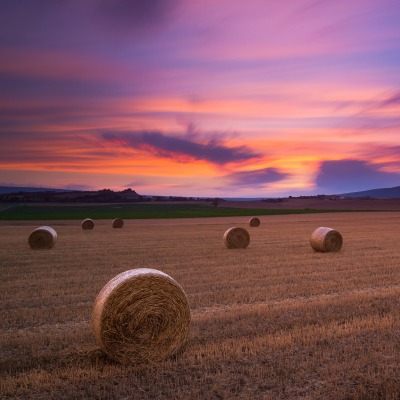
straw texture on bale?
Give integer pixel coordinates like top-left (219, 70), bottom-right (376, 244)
top-left (92, 268), bottom-right (191, 364)
top-left (310, 227), bottom-right (343, 252)
top-left (28, 226), bottom-right (57, 249)
top-left (112, 218), bottom-right (124, 228)
top-left (81, 218), bottom-right (94, 230)
top-left (224, 227), bottom-right (250, 249)
top-left (249, 217), bottom-right (260, 227)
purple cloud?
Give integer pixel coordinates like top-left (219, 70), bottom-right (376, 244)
top-left (226, 167), bottom-right (288, 188)
top-left (95, 0), bottom-right (179, 31)
top-left (316, 159), bottom-right (400, 193)
top-left (102, 131), bottom-right (261, 165)
top-left (0, 0), bottom-right (178, 52)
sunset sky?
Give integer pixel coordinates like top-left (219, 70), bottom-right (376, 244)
top-left (1, 0), bottom-right (400, 197)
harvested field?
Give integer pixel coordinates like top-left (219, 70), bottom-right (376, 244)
top-left (222, 197), bottom-right (400, 211)
top-left (1, 212), bottom-right (400, 399)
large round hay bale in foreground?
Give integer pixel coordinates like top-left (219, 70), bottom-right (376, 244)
top-left (224, 227), bottom-right (250, 249)
top-left (112, 218), bottom-right (124, 228)
top-left (81, 218), bottom-right (94, 230)
top-left (249, 217), bottom-right (260, 227)
top-left (92, 268), bottom-right (191, 364)
top-left (310, 227), bottom-right (343, 252)
top-left (28, 226), bottom-right (57, 249)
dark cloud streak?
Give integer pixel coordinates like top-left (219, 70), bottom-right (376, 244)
top-left (226, 167), bottom-right (288, 188)
top-left (102, 131), bottom-right (261, 165)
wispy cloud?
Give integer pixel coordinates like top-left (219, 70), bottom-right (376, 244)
top-left (360, 143), bottom-right (400, 162)
top-left (379, 90), bottom-right (400, 108)
top-left (0, 131), bottom-right (120, 170)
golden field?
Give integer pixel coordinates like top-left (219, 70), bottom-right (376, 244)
top-left (1, 212), bottom-right (399, 399)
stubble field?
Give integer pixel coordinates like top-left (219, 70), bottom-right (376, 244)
top-left (1, 212), bottom-right (400, 399)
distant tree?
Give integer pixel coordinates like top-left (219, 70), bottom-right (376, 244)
top-left (211, 198), bottom-right (220, 207)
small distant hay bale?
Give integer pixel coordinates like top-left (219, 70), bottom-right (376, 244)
top-left (310, 227), bottom-right (343, 252)
top-left (92, 268), bottom-right (191, 364)
top-left (249, 217), bottom-right (260, 227)
top-left (28, 226), bottom-right (57, 249)
top-left (112, 218), bottom-right (124, 228)
top-left (224, 227), bottom-right (250, 249)
top-left (81, 218), bottom-right (94, 230)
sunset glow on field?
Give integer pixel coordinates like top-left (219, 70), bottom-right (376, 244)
top-left (1, 0), bottom-right (400, 196)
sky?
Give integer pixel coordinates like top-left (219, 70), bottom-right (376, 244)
top-left (1, 0), bottom-right (400, 197)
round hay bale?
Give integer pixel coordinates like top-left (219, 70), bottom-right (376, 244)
top-left (28, 226), bottom-right (57, 249)
top-left (224, 227), bottom-right (250, 249)
top-left (249, 217), bottom-right (260, 227)
top-left (310, 227), bottom-right (343, 252)
top-left (92, 268), bottom-right (191, 364)
top-left (81, 218), bottom-right (94, 230)
top-left (112, 218), bottom-right (124, 228)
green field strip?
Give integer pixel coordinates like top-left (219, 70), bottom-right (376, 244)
top-left (0, 203), bottom-right (388, 220)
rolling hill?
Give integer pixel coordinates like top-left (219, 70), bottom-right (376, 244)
top-left (341, 186), bottom-right (400, 199)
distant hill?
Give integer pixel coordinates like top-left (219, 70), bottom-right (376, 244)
top-left (0, 186), bottom-right (211, 204)
top-left (0, 186), bottom-right (72, 194)
top-left (341, 186), bottom-right (400, 199)
top-left (0, 187), bottom-right (143, 203)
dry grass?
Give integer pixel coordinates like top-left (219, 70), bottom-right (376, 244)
top-left (1, 212), bottom-right (400, 399)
